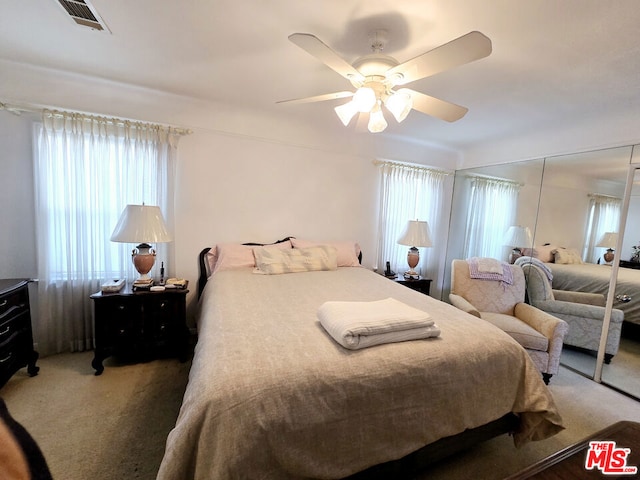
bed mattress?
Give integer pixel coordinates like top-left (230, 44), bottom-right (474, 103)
top-left (158, 267), bottom-right (563, 479)
top-left (549, 263), bottom-right (640, 324)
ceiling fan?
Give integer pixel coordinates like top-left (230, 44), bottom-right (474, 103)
top-left (278, 30), bottom-right (492, 133)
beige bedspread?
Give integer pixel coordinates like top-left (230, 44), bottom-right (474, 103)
top-left (157, 267), bottom-right (563, 480)
top-left (549, 263), bottom-right (640, 324)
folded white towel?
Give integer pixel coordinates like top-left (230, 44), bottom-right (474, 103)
top-left (318, 297), bottom-right (440, 350)
top-left (475, 257), bottom-right (503, 274)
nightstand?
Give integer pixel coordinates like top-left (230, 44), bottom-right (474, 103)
top-left (394, 276), bottom-right (432, 296)
top-left (0, 279), bottom-right (39, 387)
top-left (90, 285), bottom-right (189, 375)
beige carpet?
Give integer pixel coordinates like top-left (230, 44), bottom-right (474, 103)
top-left (1, 351), bottom-right (639, 480)
top-left (1, 352), bottom-right (190, 480)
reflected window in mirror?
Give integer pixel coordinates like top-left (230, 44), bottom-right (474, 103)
top-left (463, 176), bottom-right (521, 261)
top-left (584, 194), bottom-right (621, 264)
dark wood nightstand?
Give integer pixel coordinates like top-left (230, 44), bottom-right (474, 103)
top-left (90, 285), bottom-right (190, 375)
top-left (0, 279), bottom-right (39, 387)
top-left (394, 276), bottom-right (432, 296)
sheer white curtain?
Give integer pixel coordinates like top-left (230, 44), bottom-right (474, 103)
top-left (33, 111), bottom-right (180, 355)
top-left (463, 177), bottom-right (520, 260)
top-left (376, 161), bottom-right (447, 277)
top-left (583, 194), bottom-right (621, 263)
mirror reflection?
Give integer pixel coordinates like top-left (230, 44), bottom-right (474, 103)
top-left (534, 147), bottom-right (630, 380)
top-left (601, 164), bottom-right (640, 398)
top-left (444, 145), bottom-right (640, 400)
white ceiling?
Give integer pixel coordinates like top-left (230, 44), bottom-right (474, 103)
top-left (2, 0), bottom-right (640, 154)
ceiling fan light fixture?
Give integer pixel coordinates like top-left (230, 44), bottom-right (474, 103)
top-left (353, 87), bottom-right (377, 113)
top-left (385, 89), bottom-right (413, 123)
top-left (368, 104), bottom-right (388, 133)
top-left (334, 100), bottom-right (359, 126)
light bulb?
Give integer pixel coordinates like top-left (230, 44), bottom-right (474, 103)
top-left (385, 89), bottom-right (413, 123)
top-left (368, 105), bottom-right (387, 133)
top-left (334, 100), bottom-right (359, 126)
top-left (353, 87), bottom-right (377, 113)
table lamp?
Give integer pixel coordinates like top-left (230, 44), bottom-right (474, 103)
top-left (596, 231), bottom-right (618, 264)
top-left (110, 204), bottom-right (172, 282)
top-left (397, 220), bottom-right (433, 279)
top-left (504, 225), bottom-right (533, 264)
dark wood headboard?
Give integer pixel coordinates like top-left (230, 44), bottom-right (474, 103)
top-left (197, 237), bottom-right (362, 299)
top-left (197, 237), bottom-right (294, 299)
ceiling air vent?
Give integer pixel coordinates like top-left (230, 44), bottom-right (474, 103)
top-left (54, 0), bottom-right (111, 33)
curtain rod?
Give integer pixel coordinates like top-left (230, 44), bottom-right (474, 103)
top-left (372, 159), bottom-right (453, 176)
top-left (464, 173), bottom-right (524, 187)
top-left (1, 100), bottom-right (192, 136)
top-left (588, 193), bottom-right (621, 200)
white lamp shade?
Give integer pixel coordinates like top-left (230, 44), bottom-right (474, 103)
top-left (398, 220), bottom-right (433, 248)
top-left (353, 87), bottom-right (377, 112)
top-left (384, 89), bottom-right (413, 123)
top-left (368, 106), bottom-right (388, 133)
top-left (503, 225), bottom-right (533, 248)
top-left (110, 204), bottom-right (172, 244)
top-left (334, 100), bottom-right (359, 126)
top-left (596, 231), bottom-right (618, 248)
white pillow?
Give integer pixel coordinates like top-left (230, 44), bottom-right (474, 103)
top-left (553, 248), bottom-right (584, 265)
top-left (290, 238), bottom-right (361, 267)
top-left (253, 245), bottom-right (338, 274)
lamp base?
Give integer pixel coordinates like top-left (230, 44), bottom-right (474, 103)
top-left (132, 243), bottom-right (156, 282)
top-left (603, 249), bottom-right (615, 264)
top-left (509, 248), bottom-right (523, 264)
top-left (405, 247), bottom-right (420, 279)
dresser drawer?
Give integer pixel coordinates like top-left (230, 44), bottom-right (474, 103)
top-left (0, 310), bottom-right (30, 344)
top-left (0, 279), bottom-right (39, 387)
top-left (0, 289), bottom-right (29, 320)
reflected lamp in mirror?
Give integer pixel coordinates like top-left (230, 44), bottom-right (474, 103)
top-left (110, 204), bottom-right (172, 282)
top-left (397, 220), bottom-right (433, 279)
top-left (596, 231), bottom-right (618, 264)
top-left (504, 225), bottom-right (533, 264)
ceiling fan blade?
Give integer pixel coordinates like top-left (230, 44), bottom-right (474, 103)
top-left (387, 31), bottom-right (492, 86)
top-left (289, 33), bottom-right (365, 83)
top-left (276, 91), bottom-right (353, 105)
top-left (406, 89), bottom-right (468, 122)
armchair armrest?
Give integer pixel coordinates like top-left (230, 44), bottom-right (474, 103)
top-left (449, 293), bottom-right (481, 318)
top-left (515, 303), bottom-right (569, 375)
top-left (533, 300), bottom-right (624, 323)
top-left (553, 289), bottom-right (605, 306)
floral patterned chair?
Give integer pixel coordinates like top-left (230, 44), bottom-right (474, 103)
top-left (521, 262), bottom-right (624, 363)
top-left (450, 258), bottom-right (568, 384)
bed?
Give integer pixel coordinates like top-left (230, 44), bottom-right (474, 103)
top-left (548, 262), bottom-right (640, 325)
top-left (157, 239), bottom-right (564, 479)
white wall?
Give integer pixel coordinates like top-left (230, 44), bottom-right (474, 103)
top-left (1, 61), bottom-right (459, 321)
top-left (0, 112), bottom-right (38, 279)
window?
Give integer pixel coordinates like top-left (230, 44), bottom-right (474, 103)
top-left (463, 176), bottom-right (520, 260)
top-left (376, 161), bottom-right (448, 278)
top-left (33, 111), bottom-right (181, 354)
top-left (583, 194), bottom-right (621, 263)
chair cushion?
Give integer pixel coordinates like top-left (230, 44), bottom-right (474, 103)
top-left (480, 312), bottom-right (549, 352)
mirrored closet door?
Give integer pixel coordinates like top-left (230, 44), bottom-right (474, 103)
top-left (600, 158), bottom-right (640, 399)
top-left (537, 147), bottom-right (632, 379)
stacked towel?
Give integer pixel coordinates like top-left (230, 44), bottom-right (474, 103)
top-left (318, 297), bottom-right (440, 350)
top-left (468, 257), bottom-right (513, 285)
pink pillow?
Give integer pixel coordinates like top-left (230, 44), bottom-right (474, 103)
top-left (535, 245), bottom-right (559, 263)
top-left (209, 240), bottom-right (292, 274)
top-left (290, 238), bottom-right (361, 267)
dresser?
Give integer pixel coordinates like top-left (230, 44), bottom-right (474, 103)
top-left (0, 279), bottom-right (39, 388)
top-left (90, 285), bottom-right (190, 375)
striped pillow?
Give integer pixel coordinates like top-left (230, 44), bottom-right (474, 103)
top-left (253, 245), bottom-right (338, 275)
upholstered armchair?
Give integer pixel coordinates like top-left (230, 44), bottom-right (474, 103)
top-left (521, 262), bottom-right (624, 363)
top-left (450, 259), bottom-right (568, 384)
